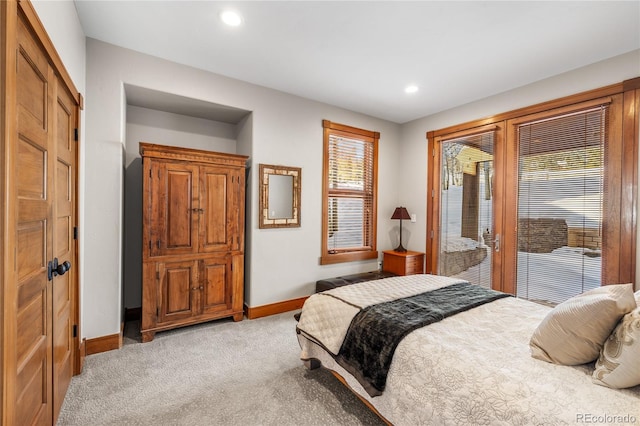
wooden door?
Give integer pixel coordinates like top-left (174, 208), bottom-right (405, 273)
top-left (199, 166), bottom-right (241, 253)
top-left (12, 11), bottom-right (78, 424)
top-left (200, 256), bottom-right (232, 315)
top-left (52, 78), bottom-right (76, 421)
top-left (157, 260), bottom-right (199, 324)
top-left (148, 160), bottom-right (199, 257)
top-left (14, 14), bottom-right (55, 425)
top-left (3, 3), bottom-right (82, 423)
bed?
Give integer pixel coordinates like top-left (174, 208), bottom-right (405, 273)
top-left (296, 274), bottom-right (640, 425)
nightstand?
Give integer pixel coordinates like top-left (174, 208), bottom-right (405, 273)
top-left (383, 250), bottom-right (425, 276)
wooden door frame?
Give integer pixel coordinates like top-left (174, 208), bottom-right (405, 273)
top-left (73, 92), bottom-right (84, 374)
top-left (0, 2), bottom-right (18, 422)
top-left (427, 78), bottom-right (639, 291)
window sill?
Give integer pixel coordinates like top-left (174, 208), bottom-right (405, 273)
top-left (320, 250), bottom-right (378, 265)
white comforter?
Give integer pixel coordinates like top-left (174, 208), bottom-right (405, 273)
top-left (297, 274), bottom-right (640, 426)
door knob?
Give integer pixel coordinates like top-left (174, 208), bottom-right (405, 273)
top-left (492, 234), bottom-right (500, 252)
top-left (56, 260), bottom-right (71, 276)
top-left (48, 258), bottom-right (72, 280)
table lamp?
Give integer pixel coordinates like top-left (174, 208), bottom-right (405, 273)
top-left (391, 207), bottom-right (410, 252)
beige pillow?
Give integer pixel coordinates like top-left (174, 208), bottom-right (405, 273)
top-left (530, 284), bottom-right (636, 365)
top-left (592, 306), bottom-right (640, 388)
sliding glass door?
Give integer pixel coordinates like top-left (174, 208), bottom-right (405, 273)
top-left (430, 94), bottom-right (628, 305)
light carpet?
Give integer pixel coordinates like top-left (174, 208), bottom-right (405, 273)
top-left (57, 312), bottom-right (384, 426)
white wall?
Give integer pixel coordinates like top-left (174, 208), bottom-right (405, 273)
top-left (84, 38), bottom-right (403, 339)
top-left (400, 49), bottom-right (640, 287)
top-left (32, 1), bottom-right (85, 90)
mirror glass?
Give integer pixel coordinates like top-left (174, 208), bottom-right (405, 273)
top-left (268, 175), bottom-right (294, 219)
top-left (259, 164), bottom-right (301, 228)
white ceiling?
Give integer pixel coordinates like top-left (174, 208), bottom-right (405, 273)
top-left (74, 1), bottom-right (640, 124)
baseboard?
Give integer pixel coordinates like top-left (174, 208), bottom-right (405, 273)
top-left (244, 296), bottom-right (308, 320)
top-left (86, 331), bottom-right (123, 355)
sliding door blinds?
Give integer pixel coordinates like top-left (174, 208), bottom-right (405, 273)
top-left (516, 106), bottom-right (607, 305)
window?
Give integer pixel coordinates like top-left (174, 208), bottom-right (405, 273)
top-left (321, 120), bottom-right (379, 264)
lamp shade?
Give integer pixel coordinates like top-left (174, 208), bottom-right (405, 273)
top-left (391, 207), bottom-right (410, 220)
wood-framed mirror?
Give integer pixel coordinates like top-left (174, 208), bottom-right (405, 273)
top-left (259, 164), bottom-right (301, 228)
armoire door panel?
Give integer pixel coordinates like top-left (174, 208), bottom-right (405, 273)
top-left (199, 166), bottom-right (231, 252)
top-left (159, 260), bottom-right (199, 323)
top-left (166, 171), bottom-right (193, 248)
top-left (201, 257), bottom-right (231, 314)
top-left (166, 268), bottom-right (191, 313)
top-left (149, 161), bottom-right (199, 257)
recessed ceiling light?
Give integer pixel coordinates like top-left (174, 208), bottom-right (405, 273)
top-left (221, 10), bottom-right (242, 27)
top-left (405, 85), bottom-right (419, 94)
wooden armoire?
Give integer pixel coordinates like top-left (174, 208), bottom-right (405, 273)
top-left (140, 143), bottom-right (248, 342)
top-left (1, 1), bottom-right (82, 424)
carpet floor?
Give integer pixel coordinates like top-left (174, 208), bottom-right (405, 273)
top-left (57, 312), bottom-right (385, 426)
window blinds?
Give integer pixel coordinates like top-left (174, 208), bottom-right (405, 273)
top-left (327, 134), bottom-right (374, 252)
top-left (516, 106), bottom-right (607, 305)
